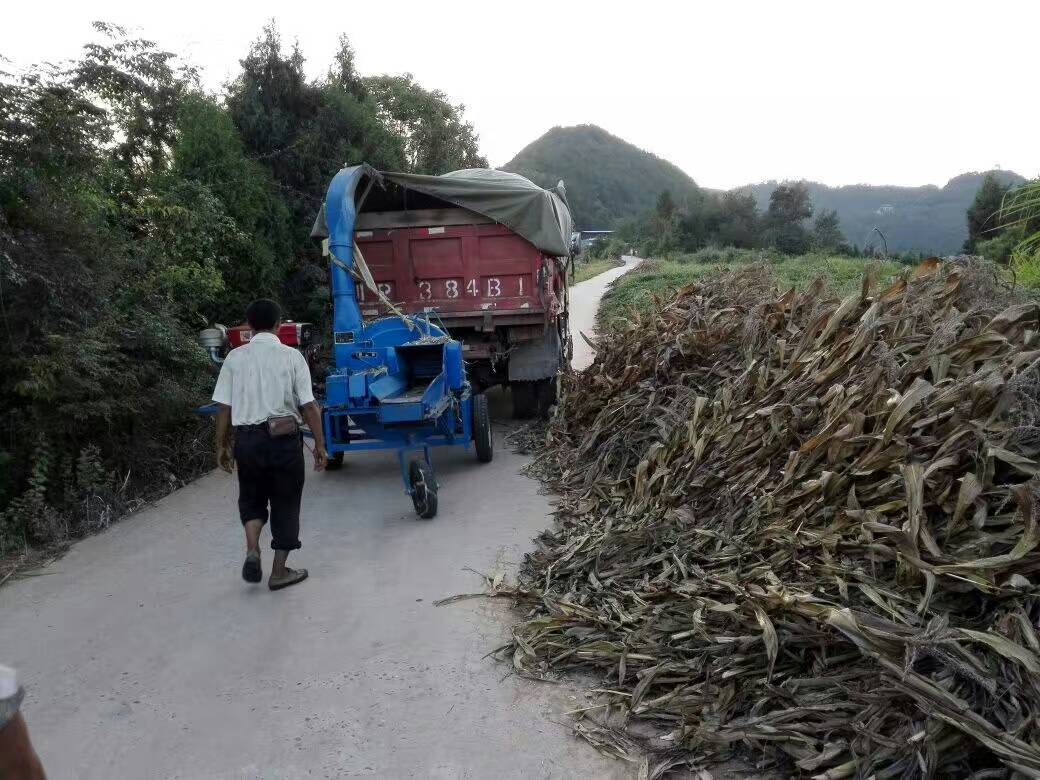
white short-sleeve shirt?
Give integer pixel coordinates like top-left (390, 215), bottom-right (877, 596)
top-left (211, 332), bottom-right (315, 426)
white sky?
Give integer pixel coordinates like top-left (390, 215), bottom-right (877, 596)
top-left (4, 0), bottom-right (1038, 190)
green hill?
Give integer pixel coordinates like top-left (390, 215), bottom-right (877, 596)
top-left (502, 125), bottom-right (1029, 254)
top-left (746, 171), bottom-right (1028, 255)
top-left (501, 125), bottom-right (701, 229)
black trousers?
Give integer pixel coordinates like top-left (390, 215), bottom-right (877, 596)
top-left (234, 427), bottom-right (305, 551)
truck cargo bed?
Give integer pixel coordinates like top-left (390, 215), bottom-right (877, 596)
top-left (354, 214), bottom-right (546, 320)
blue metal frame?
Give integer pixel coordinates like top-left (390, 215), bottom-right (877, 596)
top-left (322, 394), bottom-right (473, 490)
top-left (319, 165), bottom-right (477, 498)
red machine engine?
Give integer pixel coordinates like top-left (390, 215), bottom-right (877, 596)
top-left (199, 320), bottom-right (318, 375)
top-left (225, 321), bottom-right (315, 349)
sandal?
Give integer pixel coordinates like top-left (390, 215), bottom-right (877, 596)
top-left (242, 551), bottom-right (262, 583)
top-left (269, 567), bottom-right (308, 591)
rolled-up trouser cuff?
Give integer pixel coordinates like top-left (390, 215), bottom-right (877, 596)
top-left (271, 539), bottom-right (302, 552)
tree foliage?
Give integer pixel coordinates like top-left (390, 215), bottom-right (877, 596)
top-left (71, 22), bottom-right (197, 177)
top-left (991, 179), bottom-right (1040, 276)
top-left (607, 178), bottom-right (844, 259)
top-left (966, 176), bottom-right (1040, 265)
top-left (0, 22), bottom-right (487, 553)
top-left (656, 190), bottom-right (676, 221)
top-left (746, 171), bottom-right (1027, 255)
top-left (763, 183), bottom-right (814, 255)
top-left (364, 73), bottom-right (487, 174)
top-left (965, 172), bottom-right (1012, 252)
top-left (812, 209), bottom-right (846, 252)
top-left (0, 29), bottom-right (213, 550)
top-left (715, 190), bottom-right (760, 249)
top-left (767, 182), bottom-right (813, 225)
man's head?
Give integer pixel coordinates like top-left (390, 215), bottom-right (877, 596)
top-left (246, 299), bottom-right (282, 332)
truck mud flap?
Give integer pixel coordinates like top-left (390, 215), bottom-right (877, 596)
top-left (508, 327), bottom-right (562, 381)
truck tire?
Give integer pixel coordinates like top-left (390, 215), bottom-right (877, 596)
top-left (511, 381), bottom-right (537, 419)
top-left (409, 460), bottom-right (438, 519)
top-left (535, 377), bottom-right (558, 418)
top-left (472, 394), bottom-right (493, 463)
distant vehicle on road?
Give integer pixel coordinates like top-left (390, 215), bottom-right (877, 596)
top-left (574, 228), bottom-right (614, 255)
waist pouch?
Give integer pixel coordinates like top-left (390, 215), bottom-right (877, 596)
top-left (267, 415), bottom-right (300, 438)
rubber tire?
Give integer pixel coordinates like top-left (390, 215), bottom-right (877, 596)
top-left (535, 377), bottom-right (558, 419)
top-left (325, 452), bottom-right (344, 471)
top-left (409, 460), bottom-right (438, 519)
top-left (511, 381), bottom-right (537, 419)
top-left (472, 394), bottom-right (494, 463)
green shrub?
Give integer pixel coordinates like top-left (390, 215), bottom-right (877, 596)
top-left (1012, 251), bottom-right (1040, 290)
top-left (977, 232), bottom-right (1022, 265)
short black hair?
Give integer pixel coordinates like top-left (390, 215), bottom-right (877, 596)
top-left (246, 299), bottom-right (282, 331)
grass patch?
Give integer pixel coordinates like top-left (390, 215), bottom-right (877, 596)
top-left (599, 250), bottom-right (906, 326)
top-left (571, 256), bottom-right (624, 284)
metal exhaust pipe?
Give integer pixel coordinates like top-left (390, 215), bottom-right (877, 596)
top-left (198, 326), bottom-right (228, 365)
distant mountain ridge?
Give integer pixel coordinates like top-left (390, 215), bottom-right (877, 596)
top-left (744, 171), bottom-right (1027, 254)
top-left (502, 124), bottom-right (1028, 254)
top-left (501, 125), bottom-right (700, 230)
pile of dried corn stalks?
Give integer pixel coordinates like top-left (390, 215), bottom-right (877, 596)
top-left (506, 260), bottom-right (1040, 777)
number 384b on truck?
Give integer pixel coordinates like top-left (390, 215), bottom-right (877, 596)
top-left (367, 275), bottom-right (522, 302)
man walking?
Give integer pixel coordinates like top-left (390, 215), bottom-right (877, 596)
top-left (212, 299), bottom-right (327, 590)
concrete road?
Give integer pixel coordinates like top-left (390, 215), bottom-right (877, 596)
top-left (0, 261), bottom-right (641, 780)
top-left (570, 256), bottom-right (642, 370)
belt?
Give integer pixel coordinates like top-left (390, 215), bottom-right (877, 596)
top-left (234, 422), bottom-right (269, 432)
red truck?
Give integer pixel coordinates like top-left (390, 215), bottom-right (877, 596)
top-left (312, 166), bottom-right (574, 418)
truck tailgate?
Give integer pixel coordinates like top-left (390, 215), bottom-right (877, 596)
top-left (354, 222), bottom-right (544, 318)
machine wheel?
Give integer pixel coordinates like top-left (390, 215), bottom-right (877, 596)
top-left (409, 460), bottom-right (438, 519)
top-left (472, 394), bottom-right (494, 463)
top-left (325, 452), bottom-right (344, 471)
top-left (535, 377), bottom-right (558, 419)
top-left (511, 381), bottom-right (537, 419)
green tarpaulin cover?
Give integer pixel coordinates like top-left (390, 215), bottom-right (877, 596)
top-left (312, 166), bottom-right (573, 257)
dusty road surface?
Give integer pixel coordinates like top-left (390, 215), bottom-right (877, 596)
top-left (570, 255), bottom-right (642, 370)
top-left (0, 261), bottom-right (640, 779)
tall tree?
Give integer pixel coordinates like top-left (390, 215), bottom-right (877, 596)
top-left (166, 93), bottom-right (294, 317)
top-left (765, 182), bottom-right (813, 254)
top-left (327, 34), bottom-right (367, 100)
top-left (965, 173), bottom-right (1011, 252)
top-left (226, 22), bottom-right (314, 160)
top-left (715, 190), bottom-right (760, 248)
top-left (767, 182), bottom-right (813, 226)
top-left (364, 73), bottom-right (487, 174)
top-left (226, 22), bottom-right (319, 242)
top-left (227, 24), bottom-right (406, 255)
top-left (812, 209), bottom-right (845, 252)
top-left (71, 22), bottom-right (197, 180)
top-left (656, 190), bottom-right (676, 220)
